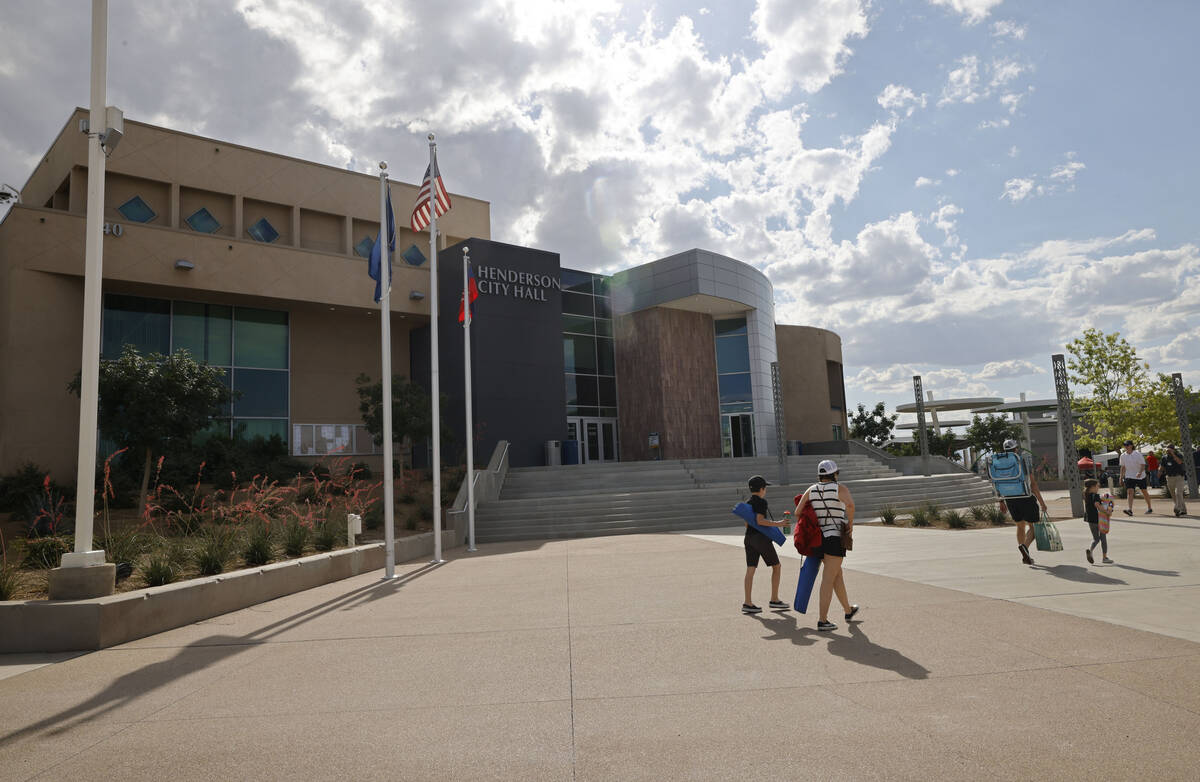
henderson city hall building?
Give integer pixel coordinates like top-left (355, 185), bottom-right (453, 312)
top-left (0, 110), bottom-right (849, 476)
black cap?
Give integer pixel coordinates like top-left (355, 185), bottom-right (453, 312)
top-left (1123, 440), bottom-right (1134, 446)
top-left (748, 475), bottom-right (770, 490)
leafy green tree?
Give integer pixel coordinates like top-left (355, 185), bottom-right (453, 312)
top-left (1066, 328), bottom-right (1148, 452)
top-left (848, 402), bottom-right (898, 447)
top-left (70, 345), bottom-right (233, 515)
top-left (1132, 373), bottom-right (1200, 447)
top-left (965, 414), bottom-right (1024, 453)
top-left (926, 429), bottom-right (963, 461)
top-left (355, 374), bottom-right (455, 456)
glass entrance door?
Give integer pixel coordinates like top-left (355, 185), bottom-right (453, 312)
top-left (721, 413), bottom-right (755, 458)
top-left (567, 416), bottom-right (619, 463)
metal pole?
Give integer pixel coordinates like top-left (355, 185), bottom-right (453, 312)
top-left (65, 0), bottom-right (109, 568)
top-left (1171, 373), bottom-right (1198, 498)
top-left (464, 246), bottom-right (476, 551)
top-left (1052, 354), bottom-right (1084, 516)
top-left (770, 361), bottom-right (788, 486)
top-left (913, 376), bottom-right (930, 476)
top-left (428, 135), bottom-right (443, 563)
top-left (379, 167), bottom-right (396, 579)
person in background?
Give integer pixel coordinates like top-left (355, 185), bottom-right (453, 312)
top-left (1083, 478), bottom-right (1112, 564)
top-left (1145, 449), bottom-right (1160, 489)
top-left (1161, 444), bottom-right (1189, 517)
top-left (1118, 440), bottom-right (1153, 516)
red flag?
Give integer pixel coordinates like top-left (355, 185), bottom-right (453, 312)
top-left (411, 151), bottom-right (452, 232)
top-left (458, 266), bottom-right (479, 324)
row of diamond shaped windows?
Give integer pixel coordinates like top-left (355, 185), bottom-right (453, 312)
top-left (116, 196), bottom-right (410, 254)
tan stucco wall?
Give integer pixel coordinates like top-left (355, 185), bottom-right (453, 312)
top-left (775, 324), bottom-right (848, 444)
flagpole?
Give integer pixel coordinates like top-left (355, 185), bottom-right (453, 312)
top-left (463, 246), bottom-right (476, 552)
top-left (428, 134), bottom-right (443, 564)
top-left (378, 164), bottom-right (396, 579)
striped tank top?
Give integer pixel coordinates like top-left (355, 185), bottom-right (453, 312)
top-left (810, 482), bottom-right (846, 538)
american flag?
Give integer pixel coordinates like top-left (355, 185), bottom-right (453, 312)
top-left (410, 152), bottom-right (452, 232)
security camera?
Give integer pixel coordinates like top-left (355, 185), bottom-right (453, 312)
top-left (100, 106), bottom-right (124, 154)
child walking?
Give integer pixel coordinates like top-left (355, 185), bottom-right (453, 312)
top-left (742, 475), bottom-right (790, 614)
top-left (1084, 478), bottom-right (1112, 564)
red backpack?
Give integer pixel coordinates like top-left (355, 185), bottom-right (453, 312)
top-left (792, 493), bottom-right (823, 556)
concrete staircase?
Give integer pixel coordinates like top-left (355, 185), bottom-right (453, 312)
top-left (476, 455), bottom-right (997, 543)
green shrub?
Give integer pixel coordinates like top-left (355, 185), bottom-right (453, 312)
top-left (243, 523), bottom-right (273, 566)
top-left (100, 527), bottom-right (148, 567)
top-left (418, 503), bottom-right (433, 521)
top-left (944, 509), bottom-right (969, 529)
top-left (362, 506), bottom-right (383, 530)
top-left (142, 554), bottom-right (177, 586)
top-left (313, 517), bottom-right (341, 551)
top-left (283, 517), bottom-right (310, 557)
top-left (909, 507), bottom-right (930, 527)
top-left (922, 502), bottom-right (942, 523)
top-left (968, 505), bottom-right (991, 523)
top-left (0, 462), bottom-right (68, 516)
top-left (24, 536), bottom-right (73, 569)
top-left (988, 505), bottom-right (1008, 525)
top-left (194, 526), bottom-right (236, 576)
top-left (878, 504), bottom-right (897, 525)
top-left (350, 462), bottom-right (373, 481)
top-left (0, 565), bottom-right (22, 600)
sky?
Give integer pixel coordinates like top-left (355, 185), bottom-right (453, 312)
top-left (1, 0), bottom-right (1197, 428)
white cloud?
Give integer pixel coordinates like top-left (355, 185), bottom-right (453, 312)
top-left (991, 19), bottom-right (1027, 39)
top-left (945, 168), bottom-right (960, 177)
top-left (915, 176), bottom-right (939, 187)
top-left (877, 83), bottom-right (927, 116)
top-left (749, 0), bottom-right (869, 98)
top-left (1008, 145), bottom-right (1020, 157)
top-left (939, 55), bottom-right (982, 105)
top-left (978, 359), bottom-right (1044, 379)
top-left (1002, 177), bottom-right (1035, 201)
top-left (979, 118), bottom-right (1012, 129)
top-left (928, 0), bottom-right (1006, 25)
top-left (1051, 157), bottom-right (1086, 182)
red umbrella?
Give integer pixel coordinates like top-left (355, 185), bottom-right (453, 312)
top-left (1077, 457), bottom-right (1096, 469)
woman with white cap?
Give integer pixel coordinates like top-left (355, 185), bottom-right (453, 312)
top-left (794, 459), bottom-right (859, 631)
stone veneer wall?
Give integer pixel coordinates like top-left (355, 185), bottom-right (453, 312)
top-left (615, 307), bottom-right (721, 461)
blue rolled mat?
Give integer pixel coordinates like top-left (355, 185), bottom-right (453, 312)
top-left (793, 553), bottom-right (822, 613)
top-left (732, 502), bottom-right (785, 545)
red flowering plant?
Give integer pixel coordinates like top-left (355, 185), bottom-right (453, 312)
top-left (25, 474), bottom-right (69, 538)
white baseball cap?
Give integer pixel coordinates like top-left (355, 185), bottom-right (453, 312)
top-left (1002, 439), bottom-right (1018, 451)
top-left (817, 459), bottom-right (838, 476)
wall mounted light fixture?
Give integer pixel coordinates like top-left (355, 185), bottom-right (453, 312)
top-left (174, 259), bottom-right (194, 270)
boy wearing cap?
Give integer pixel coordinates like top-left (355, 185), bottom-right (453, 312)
top-left (742, 475), bottom-right (790, 614)
top-left (1118, 440), bottom-right (1153, 516)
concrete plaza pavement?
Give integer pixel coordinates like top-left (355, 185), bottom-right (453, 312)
top-left (2, 522), bottom-right (1199, 780)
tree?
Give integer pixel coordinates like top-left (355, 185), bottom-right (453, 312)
top-left (1066, 328), bottom-right (1148, 452)
top-left (848, 402), bottom-right (898, 447)
top-left (355, 374), bottom-right (455, 457)
top-left (70, 345), bottom-right (233, 515)
top-left (965, 414), bottom-right (1023, 454)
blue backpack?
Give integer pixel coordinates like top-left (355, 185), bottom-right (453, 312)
top-left (988, 451), bottom-right (1030, 498)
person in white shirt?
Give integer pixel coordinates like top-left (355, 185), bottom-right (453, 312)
top-left (1118, 440), bottom-right (1153, 516)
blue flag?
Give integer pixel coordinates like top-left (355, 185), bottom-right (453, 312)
top-left (368, 188), bottom-right (396, 302)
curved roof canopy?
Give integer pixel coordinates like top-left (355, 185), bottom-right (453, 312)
top-left (895, 396), bottom-right (1002, 413)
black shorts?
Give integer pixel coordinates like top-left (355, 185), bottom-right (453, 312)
top-left (820, 534), bottom-right (846, 558)
top-left (1124, 478), bottom-right (1147, 490)
top-left (1006, 496), bottom-right (1039, 524)
top-left (744, 529), bottom-right (780, 567)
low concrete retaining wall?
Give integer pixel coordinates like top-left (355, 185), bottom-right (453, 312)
top-left (0, 528), bottom-right (459, 654)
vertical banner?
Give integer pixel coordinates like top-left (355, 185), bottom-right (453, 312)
top-left (1052, 354), bottom-right (1084, 517)
top-left (913, 375), bottom-right (930, 476)
top-left (771, 361), bottom-right (788, 486)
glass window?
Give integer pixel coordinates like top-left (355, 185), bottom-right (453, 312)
top-left (246, 217), bottom-right (280, 243)
top-left (117, 195), bottom-right (156, 223)
top-left (235, 418), bottom-right (289, 445)
top-left (720, 401), bottom-right (754, 414)
top-left (596, 337), bottom-right (615, 375)
top-left (598, 376), bottom-right (617, 406)
top-left (594, 296), bottom-right (612, 319)
top-left (185, 207), bottom-right (221, 234)
top-left (172, 302), bottom-right (232, 366)
top-left (714, 317), bottom-right (747, 337)
top-left (562, 291), bottom-right (594, 317)
top-left (566, 407), bottom-right (600, 417)
top-left (595, 319), bottom-right (613, 337)
top-left (594, 276), bottom-right (611, 297)
top-left (562, 314), bottom-right (594, 335)
top-left (563, 334), bottom-right (597, 375)
top-left (354, 236), bottom-right (374, 258)
top-left (599, 406), bottom-right (619, 418)
top-left (234, 308), bottom-right (288, 369)
top-left (232, 369), bottom-right (288, 417)
top-left (715, 334), bottom-right (750, 374)
top-left (401, 244), bottom-right (427, 267)
top-left (102, 294), bottom-right (170, 358)
top-left (560, 268), bottom-right (593, 294)
top-left (718, 372), bottom-right (753, 406)
top-left (573, 376), bottom-right (599, 406)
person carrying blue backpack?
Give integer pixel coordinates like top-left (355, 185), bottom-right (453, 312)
top-left (987, 438), bottom-right (1048, 565)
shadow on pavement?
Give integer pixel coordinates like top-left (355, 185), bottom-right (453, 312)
top-left (1110, 563), bottom-right (1181, 577)
top-left (750, 615), bottom-right (929, 680)
top-left (0, 562), bottom-right (444, 746)
top-left (1031, 564), bottom-right (1127, 585)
